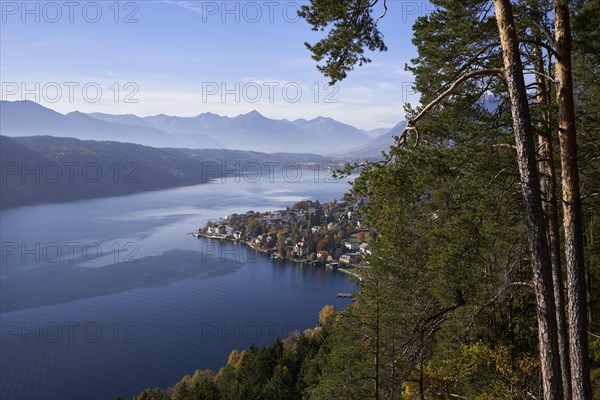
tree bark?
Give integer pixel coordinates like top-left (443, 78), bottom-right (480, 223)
top-left (553, 1), bottom-right (591, 399)
top-left (533, 24), bottom-right (572, 400)
top-left (493, 0), bottom-right (563, 398)
top-left (374, 289), bottom-right (380, 400)
top-left (419, 359), bottom-right (424, 400)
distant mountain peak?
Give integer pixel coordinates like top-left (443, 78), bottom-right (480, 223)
top-left (236, 109), bottom-right (266, 121)
top-left (1, 99), bottom-right (55, 111)
top-left (195, 111), bottom-right (219, 117)
top-left (2, 99), bottom-right (35, 104)
top-left (246, 109), bottom-right (263, 117)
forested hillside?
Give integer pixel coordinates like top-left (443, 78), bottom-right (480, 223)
top-left (0, 136), bottom-right (327, 209)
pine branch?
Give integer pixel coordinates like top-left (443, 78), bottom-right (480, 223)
top-left (401, 69), bottom-right (505, 146)
top-left (521, 39), bottom-right (560, 60)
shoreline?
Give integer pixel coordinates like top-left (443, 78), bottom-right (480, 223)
top-left (191, 232), bottom-right (362, 279)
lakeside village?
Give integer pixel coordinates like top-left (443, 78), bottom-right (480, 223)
top-left (192, 199), bottom-right (372, 279)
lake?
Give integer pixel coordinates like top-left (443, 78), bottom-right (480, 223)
top-left (0, 169), bottom-right (356, 399)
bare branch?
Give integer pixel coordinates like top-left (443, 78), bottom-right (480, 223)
top-left (521, 39), bottom-right (560, 59)
top-left (375, 0), bottom-right (387, 23)
top-left (463, 281), bottom-right (534, 333)
top-left (524, 69), bottom-right (557, 83)
top-left (521, 15), bottom-right (555, 48)
top-left (478, 282), bottom-right (533, 311)
top-left (493, 143), bottom-right (517, 150)
top-left (433, 393), bottom-right (469, 399)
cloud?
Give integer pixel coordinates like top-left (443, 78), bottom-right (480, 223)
top-left (157, 0), bottom-right (204, 15)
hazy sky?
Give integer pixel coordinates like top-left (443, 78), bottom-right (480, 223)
top-left (1, 1), bottom-right (433, 130)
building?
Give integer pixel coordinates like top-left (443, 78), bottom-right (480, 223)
top-left (344, 242), bottom-right (360, 251)
top-left (293, 241), bottom-right (308, 257)
top-left (339, 254), bottom-right (352, 264)
top-left (359, 243), bottom-right (372, 255)
top-left (207, 225), bottom-right (227, 235)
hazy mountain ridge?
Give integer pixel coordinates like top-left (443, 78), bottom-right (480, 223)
top-left (93, 108), bottom-right (370, 153)
top-left (0, 101), bottom-right (179, 148)
top-left (364, 127), bottom-right (392, 138)
top-left (1, 101), bottom-right (378, 154)
top-left (341, 120), bottom-right (407, 159)
top-left (291, 116), bottom-right (371, 144)
top-left (0, 135), bottom-right (329, 209)
top-left (0, 100), bottom-right (408, 164)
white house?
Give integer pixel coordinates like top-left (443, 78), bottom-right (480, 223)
top-left (359, 243), bottom-right (372, 255)
top-left (344, 242), bottom-right (360, 251)
top-left (207, 225), bottom-right (227, 235)
top-left (339, 254), bottom-right (352, 264)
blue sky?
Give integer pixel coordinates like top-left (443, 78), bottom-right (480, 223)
top-left (1, 1), bottom-right (432, 130)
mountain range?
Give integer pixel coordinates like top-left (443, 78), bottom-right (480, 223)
top-left (1, 101), bottom-right (396, 155)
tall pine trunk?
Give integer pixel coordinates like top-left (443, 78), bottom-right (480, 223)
top-left (533, 30), bottom-right (572, 400)
top-left (553, 1), bottom-right (591, 398)
top-left (493, 0), bottom-right (562, 398)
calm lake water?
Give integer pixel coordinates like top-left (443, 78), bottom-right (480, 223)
top-left (0, 170), bottom-right (356, 399)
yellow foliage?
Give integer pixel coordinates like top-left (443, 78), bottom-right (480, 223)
top-left (226, 349), bottom-right (242, 368)
top-left (319, 304), bottom-right (336, 326)
top-left (404, 342), bottom-right (539, 399)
